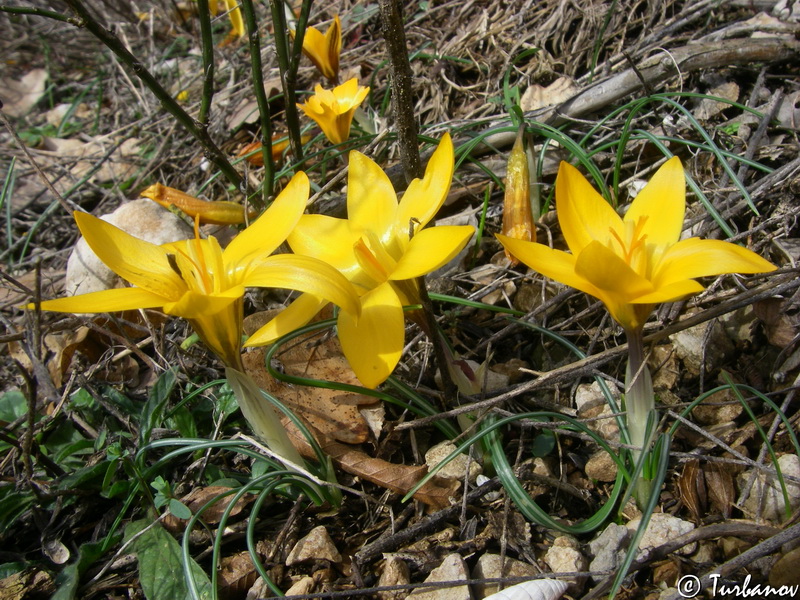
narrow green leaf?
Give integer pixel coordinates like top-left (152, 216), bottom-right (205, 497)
top-left (0, 486), bottom-right (35, 535)
top-left (139, 368), bottom-right (178, 446)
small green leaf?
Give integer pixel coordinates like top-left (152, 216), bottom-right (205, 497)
top-left (69, 388), bottom-right (96, 411)
top-left (531, 431), bottom-right (556, 457)
top-left (168, 499), bottom-right (192, 520)
top-left (57, 462), bottom-right (109, 492)
top-left (125, 519), bottom-right (212, 600)
top-left (0, 390), bottom-right (27, 422)
top-left (0, 486), bottom-right (35, 535)
top-left (51, 540), bottom-right (107, 600)
top-left (167, 405), bottom-right (197, 438)
top-left (0, 562), bottom-right (29, 579)
top-left (214, 384), bottom-right (239, 422)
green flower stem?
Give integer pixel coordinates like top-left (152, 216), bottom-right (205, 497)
top-left (625, 327), bottom-right (655, 506)
top-left (415, 275), bottom-right (457, 408)
top-left (195, 0), bottom-right (215, 127)
top-left (268, 0), bottom-right (305, 163)
top-left (0, 4), bottom-right (72, 21)
top-left (240, 0), bottom-right (274, 206)
top-left (224, 368), bottom-right (306, 469)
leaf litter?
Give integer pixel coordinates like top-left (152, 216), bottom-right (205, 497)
top-left (1, 0), bottom-right (800, 599)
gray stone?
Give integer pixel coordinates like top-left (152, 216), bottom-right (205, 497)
top-left (544, 536), bottom-right (586, 592)
top-left (472, 553), bottom-right (539, 598)
top-left (286, 526), bottom-right (342, 565)
top-left (66, 199), bottom-right (193, 296)
top-left (738, 454), bottom-right (800, 522)
top-left (588, 523), bottom-right (629, 581)
top-left (408, 553), bottom-right (470, 600)
top-left (626, 513), bottom-right (695, 557)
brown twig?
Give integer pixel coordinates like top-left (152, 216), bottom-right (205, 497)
top-left (352, 477), bottom-right (502, 567)
top-left (379, 0), bottom-right (422, 182)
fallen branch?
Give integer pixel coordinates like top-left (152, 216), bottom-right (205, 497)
top-left (459, 37), bottom-right (800, 166)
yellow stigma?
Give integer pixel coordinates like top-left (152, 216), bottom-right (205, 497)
top-left (609, 216), bottom-right (649, 266)
top-left (353, 237), bottom-right (390, 284)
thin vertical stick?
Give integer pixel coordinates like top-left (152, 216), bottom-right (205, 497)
top-left (240, 0), bottom-right (274, 205)
top-left (416, 275), bottom-right (457, 405)
top-left (196, 0), bottom-right (215, 126)
top-left (269, 0), bottom-right (306, 163)
top-left (379, 0), bottom-right (421, 181)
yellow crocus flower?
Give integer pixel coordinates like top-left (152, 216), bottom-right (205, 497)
top-left (498, 157), bottom-right (776, 332)
top-left (246, 133), bottom-right (475, 388)
top-left (30, 173), bottom-right (359, 371)
top-left (298, 78), bottom-right (369, 146)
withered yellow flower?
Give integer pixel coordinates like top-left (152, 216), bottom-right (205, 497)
top-left (502, 127), bottom-right (535, 266)
top-left (141, 183), bottom-right (256, 225)
top-left (296, 15), bottom-right (341, 83)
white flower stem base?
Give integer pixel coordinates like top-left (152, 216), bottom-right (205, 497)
top-left (225, 367), bottom-right (306, 469)
top-left (625, 328), bottom-right (655, 507)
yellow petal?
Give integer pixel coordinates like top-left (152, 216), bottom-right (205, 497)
top-left (326, 15), bottom-right (341, 78)
top-left (633, 279), bottom-right (704, 304)
top-left (242, 254), bottom-right (360, 318)
top-left (574, 240), bottom-right (654, 299)
top-left (301, 27), bottom-right (330, 78)
top-left (337, 282), bottom-right (404, 388)
top-left (605, 301), bottom-right (654, 332)
top-left (396, 133), bottom-right (455, 231)
top-left (330, 114), bottom-right (354, 146)
top-left (496, 234), bottom-right (602, 299)
top-left (624, 156), bottom-right (685, 247)
top-left (288, 214), bottom-right (361, 276)
top-left (74, 212), bottom-right (184, 300)
top-left (299, 79), bottom-right (368, 145)
top-left (245, 293), bottom-right (328, 347)
top-left (390, 225), bottom-right (474, 280)
top-left (654, 238), bottom-right (777, 288)
top-left (225, 172), bottom-right (309, 266)
top-left (555, 161), bottom-right (622, 255)
top-left (336, 78), bottom-right (369, 107)
top-left (163, 287), bottom-right (242, 320)
top-left (33, 287), bottom-right (168, 313)
top-left (347, 150), bottom-right (398, 238)
top-left (222, 0), bottom-right (245, 37)
top-left (167, 291), bottom-right (243, 368)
